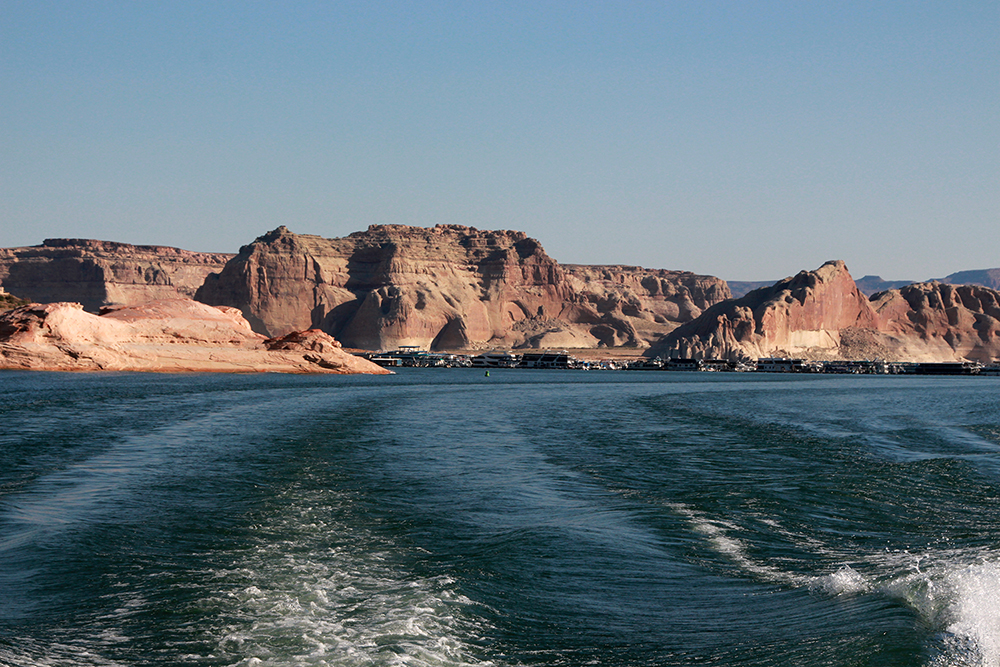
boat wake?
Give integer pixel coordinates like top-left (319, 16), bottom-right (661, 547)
top-left (189, 481), bottom-right (496, 667)
top-left (672, 502), bottom-right (1000, 667)
top-left (1, 482), bottom-right (497, 667)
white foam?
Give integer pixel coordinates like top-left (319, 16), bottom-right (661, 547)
top-left (668, 502), bottom-right (810, 587)
top-left (814, 565), bottom-right (871, 595)
top-left (0, 640), bottom-right (129, 667)
top-left (190, 487), bottom-right (497, 667)
top-left (882, 556), bottom-right (1000, 667)
top-left (672, 502), bottom-right (1000, 666)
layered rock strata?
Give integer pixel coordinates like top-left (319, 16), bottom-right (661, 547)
top-left (653, 261), bottom-right (878, 361)
top-left (0, 299), bottom-right (388, 374)
top-left (196, 225), bottom-right (731, 350)
top-left (0, 239), bottom-right (233, 312)
top-left (563, 265), bottom-right (731, 347)
top-left (651, 261), bottom-right (1000, 363)
top-left (871, 282), bottom-right (1000, 363)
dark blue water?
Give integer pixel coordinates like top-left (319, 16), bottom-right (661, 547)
top-left (2, 369), bottom-right (1000, 666)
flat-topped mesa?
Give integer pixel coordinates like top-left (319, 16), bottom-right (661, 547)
top-left (0, 239), bottom-right (233, 312)
top-left (196, 225), bottom-right (731, 350)
top-left (649, 260), bottom-right (880, 361)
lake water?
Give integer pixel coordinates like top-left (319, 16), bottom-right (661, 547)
top-left (1, 369), bottom-right (1000, 666)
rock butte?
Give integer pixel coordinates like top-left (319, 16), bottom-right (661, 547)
top-left (0, 238), bottom-right (233, 312)
top-left (0, 298), bottom-right (389, 374)
top-left (195, 225), bottom-right (730, 350)
top-left (650, 260), bottom-right (1000, 363)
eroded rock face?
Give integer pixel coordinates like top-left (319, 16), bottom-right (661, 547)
top-left (651, 261), bottom-right (1000, 363)
top-left (563, 265), bottom-right (731, 347)
top-left (0, 239), bottom-right (233, 312)
top-left (0, 299), bottom-right (388, 374)
top-left (871, 282), bottom-right (1000, 363)
top-left (651, 260), bottom-right (878, 360)
top-left (196, 225), bottom-right (731, 350)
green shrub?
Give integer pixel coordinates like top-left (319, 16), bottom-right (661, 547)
top-left (0, 292), bottom-right (30, 312)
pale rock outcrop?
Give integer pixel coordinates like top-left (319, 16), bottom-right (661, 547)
top-left (0, 299), bottom-right (388, 374)
top-left (196, 225), bottom-right (730, 350)
top-left (0, 239), bottom-right (233, 312)
top-left (562, 265), bottom-right (731, 347)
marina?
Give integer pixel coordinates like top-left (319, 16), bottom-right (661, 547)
top-left (359, 349), bottom-right (998, 376)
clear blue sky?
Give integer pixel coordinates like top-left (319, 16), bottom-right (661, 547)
top-left (2, 1), bottom-right (997, 281)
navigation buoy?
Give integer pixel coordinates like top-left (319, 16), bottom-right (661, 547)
top-left (485, 370), bottom-right (490, 377)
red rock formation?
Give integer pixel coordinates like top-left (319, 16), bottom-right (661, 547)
top-left (563, 265), bottom-right (731, 347)
top-left (650, 261), bottom-right (882, 360)
top-left (651, 261), bottom-right (1000, 363)
top-left (196, 225), bottom-right (731, 350)
top-left (0, 299), bottom-right (388, 374)
top-left (871, 282), bottom-right (1000, 363)
top-left (0, 239), bottom-right (233, 312)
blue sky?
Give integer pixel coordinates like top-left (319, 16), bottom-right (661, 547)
top-left (2, 1), bottom-right (996, 281)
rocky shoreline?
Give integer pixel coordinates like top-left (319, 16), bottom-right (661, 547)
top-left (2, 226), bottom-right (999, 367)
top-left (0, 299), bottom-right (389, 374)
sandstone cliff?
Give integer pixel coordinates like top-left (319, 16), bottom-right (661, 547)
top-left (870, 282), bottom-right (1000, 363)
top-left (563, 265), bottom-right (731, 347)
top-left (740, 268), bottom-right (1000, 298)
top-left (651, 261), bottom-right (878, 361)
top-left (0, 299), bottom-right (388, 374)
top-left (196, 225), bottom-right (731, 350)
top-left (0, 239), bottom-right (233, 312)
top-left (651, 261), bottom-right (1000, 363)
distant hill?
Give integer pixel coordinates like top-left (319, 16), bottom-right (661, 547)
top-left (940, 268), bottom-right (1000, 291)
top-left (726, 281), bottom-right (774, 299)
top-left (855, 276), bottom-right (915, 296)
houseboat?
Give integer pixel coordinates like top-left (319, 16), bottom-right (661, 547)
top-left (756, 358), bottom-right (810, 373)
top-left (519, 351), bottom-right (576, 369)
top-left (471, 351), bottom-right (520, 368)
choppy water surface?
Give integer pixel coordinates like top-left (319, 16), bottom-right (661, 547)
top-left (2, 370), bottom-right (1000, 666)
